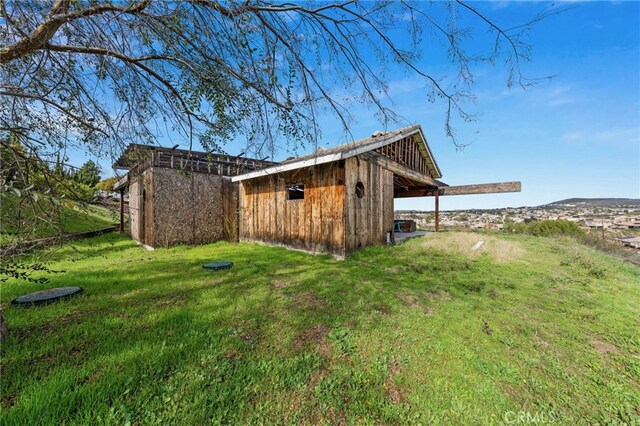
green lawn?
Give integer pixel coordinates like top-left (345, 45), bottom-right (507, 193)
top-left (1, 232), bottom-right (639, 425)
top-left (1, 196), bottom-right (116, 245)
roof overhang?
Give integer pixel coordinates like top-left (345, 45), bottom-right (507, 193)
top-left (232, 125), bottom-right (442, 182)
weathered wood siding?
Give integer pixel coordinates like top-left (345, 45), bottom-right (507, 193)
top-left (221, 177), bottom-right (239, 242)
top-left (344, 156), bottom-right (395, 252)
top-left (127, 169), bottom-right (153, 245)
top-left (128, 178), bottom-right (141, 242)
top-left (143, 169), bottom-right (153, 245)
top-left (239, 163), bottom-right (346, 256)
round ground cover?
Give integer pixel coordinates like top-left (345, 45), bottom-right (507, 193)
top-left (12, 287), bottom-right (83, 306)
top-left (203, 261), bottom-right (233, 271)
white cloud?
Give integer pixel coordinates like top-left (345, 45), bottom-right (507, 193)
top-left (560, 126), bottom-right (640, 147)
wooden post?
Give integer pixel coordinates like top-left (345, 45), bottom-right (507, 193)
top-left (119, 188), bottom-right (125, 233)
top-left (435, 190), bottom-right (439, 232)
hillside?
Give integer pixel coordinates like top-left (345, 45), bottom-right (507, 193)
top-left (1, 232), bottom-right (639, 424)
top-left (547, 198), bottom-right (640, 207)
top-left (0, 196), bottom-right (116, 245)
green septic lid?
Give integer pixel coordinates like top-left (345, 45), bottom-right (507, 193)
top-left (203, 261), bottom-right (233, 271)
top-left (12, 286), bottom-right (83, 306)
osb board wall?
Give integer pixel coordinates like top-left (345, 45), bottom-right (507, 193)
top-left (149, 168), bottom-right (231, 247)
top-left (344, 156), bottom-right (394, 252)
top-left (239, 162), bottom-right (346, 256)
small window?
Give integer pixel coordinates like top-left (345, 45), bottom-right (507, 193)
top-left (355, 181), bottom-right (365, 198)
top-left (287, 183), bottom-right (305, 200)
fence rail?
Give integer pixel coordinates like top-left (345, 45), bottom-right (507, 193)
top-left (0, 226), bottom-right (117, 257)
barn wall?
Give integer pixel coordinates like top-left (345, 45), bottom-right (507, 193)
top-left (150, 167), bottom-right (232, 247)
top-left (239, 163), bottom-right (346, 256)
top-left (344, 156), bottom-right (395, 253)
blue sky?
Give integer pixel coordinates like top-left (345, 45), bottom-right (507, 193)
top-left (84, 1), bottom-right (639, 210)
top-left (351, 1), bottom-right (640, 210)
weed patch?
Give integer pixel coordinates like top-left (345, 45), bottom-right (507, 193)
top-left (412, 232), bottom-right (525, 263)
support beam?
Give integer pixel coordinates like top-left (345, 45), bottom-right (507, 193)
top-left (359, 151), bottom-right (437, 187)
top-left (435, 190), bottom-right (439, 232)
top-left (395, 181), bottom-right (521, 198)
top-left (437, 181), bottom-right (521, 196)
top-left (119, 188), bottom-right (125, 234)
top-left (113, 174), bottom-right (129, 191)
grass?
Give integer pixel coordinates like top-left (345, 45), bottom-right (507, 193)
top-left (1, 232), bottom-right (639, 424)
top-left (1, 196), bottom-right (117, 245)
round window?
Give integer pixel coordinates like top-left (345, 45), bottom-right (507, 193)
top-left (355, 182), bottom-right (365, 198)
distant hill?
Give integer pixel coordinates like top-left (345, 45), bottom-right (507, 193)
top-left (546, 198), bottom-right (640, 207)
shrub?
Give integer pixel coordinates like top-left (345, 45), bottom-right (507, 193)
top-left (504, 219), bottom-right (583, 237)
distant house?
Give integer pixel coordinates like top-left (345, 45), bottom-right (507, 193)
top-left (617, 236), bottom-right (640, 249)
top-left (114, 125), bottom-right (520, 256)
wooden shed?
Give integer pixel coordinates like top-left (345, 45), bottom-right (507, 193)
top-left (113, 145), bottom-right (273, 248)
top-left (115, 125), bottom-right (520, 253)
top-left (232, 125), bottom-right (444, 257)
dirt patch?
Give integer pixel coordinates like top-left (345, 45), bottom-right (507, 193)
top-left (273, 280), bottom-right (296, 289)
top-left (397, 292), bottom-right (420, 308)
top-left (293, 325), bottom-right (331, 355)
top-left (533, 334), bottom-right (551, 350)
top-left (292, 291), bottom-right (326, 309)
top-left (426, 290), bottom-right (451, 302)
top-left (386, 357), bottom-right (406, 405)
top-left (590, 337), bottom-right (621, 355)
top-left (1, 394), bottom-right (18, 408)
top-left (147, 292), bottom-right (188, 308)
top-left (498, 381), bottom-right (522, 398)
top-left (231, 320), bottom-right (259, 344)
top-left (224, 349), bottom-right (242, 360)
top-left (482, 319), bottom-right (493, 336)
top-left (239, 330), bottom-right (258, 342)
top-left (397, 292), bottom-right (435, 316)
top-left (373, 303), bottom-right (392, 315)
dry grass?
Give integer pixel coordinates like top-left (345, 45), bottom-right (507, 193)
top-left (412, 231), bottom-right (525, 263)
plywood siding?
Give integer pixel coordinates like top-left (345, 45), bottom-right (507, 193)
top-left (137, 168), bottom-right (233, 247)
top-left (239, 163), bottom-right (346, 256)
top-left (344, 156), bottom-right (394, 252)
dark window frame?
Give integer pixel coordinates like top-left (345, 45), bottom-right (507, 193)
top-left (287, 183), bottom-right (305, 200)
top-left (355, 181), bottom-right (365, 198)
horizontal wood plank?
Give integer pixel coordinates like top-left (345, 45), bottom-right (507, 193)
top-left (359, 151), bottom-right (437, 187)
top-left (395, 181), bottom-right (521, 198)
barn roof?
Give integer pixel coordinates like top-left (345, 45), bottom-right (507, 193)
top-left (231, 124), bottom-right (441, 182)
